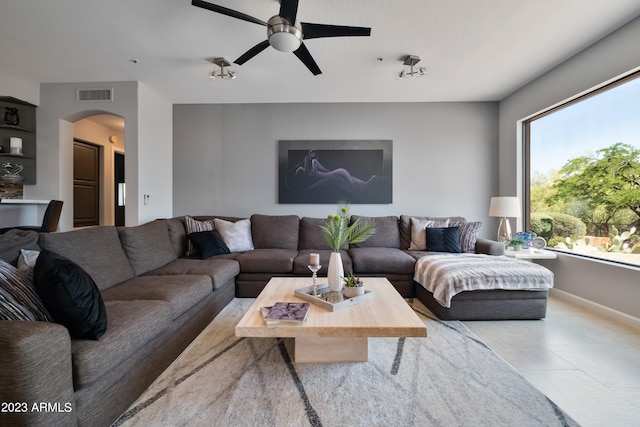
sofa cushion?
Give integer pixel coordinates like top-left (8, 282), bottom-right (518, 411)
top-left (188, 230), bottom-right (230, 259)
top-left (348, 247), bottom-right (415, 274)
top-left (426, 227), bottom-right (462, 253)
top-left (184, 216), bottom-right (216, 256)
top-left (34, 250), bottom-right (108, 340)
top-left (38, 226), bottom-right (135, 290)
top-left (408, 217), bottom-right (450, 251)
top-left (0, 260), bottom-right (52, 321)
top-left (299, 217), bottom-right (343, 250)
top-left (250, 214), bottom-right (300, 250)
top-left (236, 249), bottom-right (297, 273)
top-left (167, 217), bottom-right (188, 257)
top-left (118, 220), bottom-right (177, 276)
top-left (349, 216), bottom-right (400, 248)
top-left (101, 275), bottom-right (212, 320)
top-left (71, 299), bottom-right (172, 388)
top-left (293, 249), bottom-right (353, 275)
top-left (0, 229), bottom-right (40, 266)
top-left (215, 218), bottom-right (254, 252)
top-left (144, 258), bottom-right (239, 290)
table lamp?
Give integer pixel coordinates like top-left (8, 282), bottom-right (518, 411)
top-left (489, 196), bottom-right (520, 243)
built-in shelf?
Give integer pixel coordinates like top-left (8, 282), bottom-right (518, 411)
top-left (0, 96), bottom-right (37, 184)
top-left (0, 154), bottom-right (35, 159)
top-left (0, 124), bottom-right (34, 133)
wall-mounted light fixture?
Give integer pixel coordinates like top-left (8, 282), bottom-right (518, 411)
top-left (210, 57), bottom-right (236, 80)
top-left (397, 55), bottom-right (427, 79)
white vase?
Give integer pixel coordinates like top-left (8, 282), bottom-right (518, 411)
top-left (327, 251), bottom-right (344, 292)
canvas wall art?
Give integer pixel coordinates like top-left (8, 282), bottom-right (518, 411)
top-left (278, 140), bottom-right (392, 204)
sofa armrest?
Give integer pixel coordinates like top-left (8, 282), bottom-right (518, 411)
top-left (475, 238), bottom-right (505, 256)
top-left (0, 321), bottom-right (77, 427)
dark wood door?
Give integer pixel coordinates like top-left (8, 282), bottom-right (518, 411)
top-left (114, 152), bottom-right (125, 227)
top-left (73, 139), bottom-right (99, 227)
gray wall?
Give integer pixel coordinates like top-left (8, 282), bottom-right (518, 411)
top-left (173, 102), bottom-right (499, 237)
top-left (498, 17), bottom-right (640, 319)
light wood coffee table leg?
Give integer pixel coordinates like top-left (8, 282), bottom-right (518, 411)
top-left (293, 336), bottom-right (368, 363)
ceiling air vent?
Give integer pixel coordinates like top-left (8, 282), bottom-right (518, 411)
top-left (76, 88), bottom-right (113, 102)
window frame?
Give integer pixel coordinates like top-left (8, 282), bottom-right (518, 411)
top-left (522, 70), bottom-right (640, 267)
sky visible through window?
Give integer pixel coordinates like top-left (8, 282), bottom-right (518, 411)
top-left (530, 76), bottom-right (640, 177)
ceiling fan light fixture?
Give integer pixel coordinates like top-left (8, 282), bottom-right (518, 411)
top-left (267, 15), bottom-right (302, 52)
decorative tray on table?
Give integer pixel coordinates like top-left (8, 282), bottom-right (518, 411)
top-left (294, 284), bottom-right (375, 312)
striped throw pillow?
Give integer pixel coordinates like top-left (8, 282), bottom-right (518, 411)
top-left (0, 260), bottom-right (52, 321)
top-left (184, 216), bottom-right (216, 256)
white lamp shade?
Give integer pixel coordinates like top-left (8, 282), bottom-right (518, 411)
top-left (489, 197), bottom-right (521, 218)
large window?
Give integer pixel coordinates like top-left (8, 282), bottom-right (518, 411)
top-left (525, 71), bottom-right (640, 267)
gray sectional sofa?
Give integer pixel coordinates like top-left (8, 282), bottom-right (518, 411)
top-left (0, 212), bottom-right (544, 427)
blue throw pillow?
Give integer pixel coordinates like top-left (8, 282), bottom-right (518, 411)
top-left (426, 227), bottom-right (462, 253)
top-left (188, 230), bottom-right (231, 259)
top-left (34, 249), bottom-right (107, 340)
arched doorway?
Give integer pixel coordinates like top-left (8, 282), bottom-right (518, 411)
top-left (73, 113), bottom-right (125, 227)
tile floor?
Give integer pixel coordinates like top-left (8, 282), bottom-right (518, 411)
top-left (463, 296), bottom-right (640, 427)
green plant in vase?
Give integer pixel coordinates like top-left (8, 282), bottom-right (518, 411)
top-left (319, 201), bottom-right (376, 292)
top-left (506, 236), bottom-right (527, 250)
top-left (342, 272), bottom-right (365, 298)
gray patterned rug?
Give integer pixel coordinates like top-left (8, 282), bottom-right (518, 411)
top-left (113, 298), bottom-right (578, 427)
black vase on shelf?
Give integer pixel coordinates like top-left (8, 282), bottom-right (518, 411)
top-left (4, 107), bottom-right (20, 126)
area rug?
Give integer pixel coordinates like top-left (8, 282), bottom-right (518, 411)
top-left (112, 298), bottom-right (578, 427)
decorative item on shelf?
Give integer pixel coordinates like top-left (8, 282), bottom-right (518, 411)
top-left (3, 106), bottom-right (20, 126)
top-left (2, 162), bottom-right (24, 182)
top-left (516, 231), bottom-right (537, 249)
top-left (9, 137), bottom-right (22, 155)
top-left (506, 236), bottom-right (527, 251)
top-left (308, 252), bottom-right (321, 297)
top-left (342, 272), bottom-right (365, 298)
top-left (319, 201), bottom-right (377, 292)
top-left (489, 196), bottom-right (521, 244)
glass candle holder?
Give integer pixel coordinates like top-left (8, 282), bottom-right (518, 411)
top-left (308, 264), bottom-right (321, 296)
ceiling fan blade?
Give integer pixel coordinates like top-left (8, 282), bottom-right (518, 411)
top-left (293, 43), bottom-right (321, 75)
top-left (192, 0), bottom-right (267, 26)
top-left (301, 22), bottom-right (371, 39)
top-left (234, 40), bottom-right (271, 65)
top-left (279, 0), bottom-right (299, 25)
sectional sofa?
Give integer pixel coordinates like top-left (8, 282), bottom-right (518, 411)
top-left (0, 213), bottom-right (547, 427)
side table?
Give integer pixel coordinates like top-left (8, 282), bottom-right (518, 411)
top-left (504, 248), bottom-right (557, 260)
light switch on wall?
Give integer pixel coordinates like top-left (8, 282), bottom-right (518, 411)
top-left (143, 194), bottom-right (150, 205)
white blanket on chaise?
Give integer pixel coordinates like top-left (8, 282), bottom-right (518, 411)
top-left (413, 253), bottom-right (554, 308)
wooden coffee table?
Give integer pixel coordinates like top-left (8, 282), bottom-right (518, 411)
top-left (235, 277), bottom-right (427, 363)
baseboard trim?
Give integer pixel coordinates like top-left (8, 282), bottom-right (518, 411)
top-left (550, 288), bottom-right (640, 329)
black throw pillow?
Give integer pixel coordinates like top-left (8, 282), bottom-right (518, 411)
top-left (188, 230), bottom-right (231, 259)
top-left (425, 226), bottom-right (462, 253)
top-left (34, 249), bottom-right (107, 340)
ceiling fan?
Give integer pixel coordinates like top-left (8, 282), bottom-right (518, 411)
top-left (192, 0), bottom-right (371, 75)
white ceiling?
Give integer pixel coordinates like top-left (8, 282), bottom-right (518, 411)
top-left (1, 0), bottom-right (639, 104)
